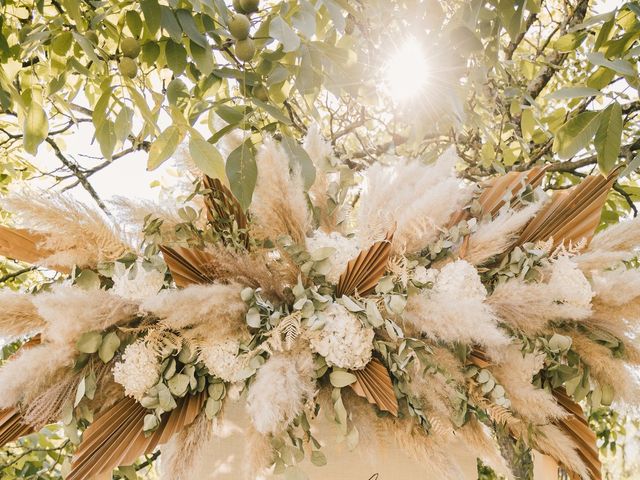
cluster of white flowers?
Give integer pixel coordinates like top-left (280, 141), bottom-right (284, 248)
top-left (412, 265), bottom-right (438, 285)
top-left (433, 260), bottom-right (487, 300)
top-left (310, 303), bottom-right (374, 369)
top-left (199, 339), bottom-right (248, 383)
top-left (112, 340), bottom-right (160, 400)
top-left (306, 231), bottom-right (360, 283)
top-left (111, 262), bottom-right (165, 302)
top-left (548, 255), bottom-right (593, 309)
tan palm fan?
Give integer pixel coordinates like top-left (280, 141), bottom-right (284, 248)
top-left (349, 357), bottom-right (399, 416)
top-left (0, 408), bottom-right (35, 447)
top-left (0, 225), bottom-right (69, 273)
top-left (201, 176), bottom-right (249, 249)
top-left (158, 245), bottom-right (218, 287)
top-left (68, 393), bottom-right (206, 480)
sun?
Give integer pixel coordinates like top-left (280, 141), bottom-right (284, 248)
top-left (383, 37), bottom-right (430, 103)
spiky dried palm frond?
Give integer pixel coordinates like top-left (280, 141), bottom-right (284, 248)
top-left (350, 357), bottom-right (399, 416)
top-left (202, 176), bottom-right (249, 249)
top-left (68, 393), bottom-right (206, 480)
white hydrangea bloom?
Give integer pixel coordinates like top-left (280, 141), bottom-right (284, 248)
top-left (199, 339), bottom-right (248, 383)
top-left (309, 303), bottom-right (374, 369)
top-left (434, 260), bottom-right (486, 300)
top-left (306, 231), bottom-right (360, 283)
top-left (112, 340), bottom-right (160, 400)
top-left (112, 262), bottom-right (165, 301)
top-left (413, 265), bottom-right (437, 285)
top-left (548, 255), bottom-right (593, 309)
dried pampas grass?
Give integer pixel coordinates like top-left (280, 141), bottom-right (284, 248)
top-left (0, 292), bottom-right (44, 338)
top-left (491, 346), bottom-right (565, 424)
top-left (246, 349), bottom-right (316, 435)
top-left (141, 283), bottom-right (246, 342)
top-left (535, 423), bottom-right (590, 480)
top-left (1, 189), bottom-right (132, 268)
top-left (243, 425), bottom-right (275, 479)
top-left (575, 216), bottom-right (640, 270)
top-left (464, 201), bottom-right (543, 266)
top-left (357, 149), bottom-right (474, 253)
top-left (161, 412), bottom-right (214, 480)
top-left (250, 137), bottom-right (310, 245)
top-left (570, 332), bottom-right (640, 403)
top-left (33, 285), bottom-right (138, 345)
top-left (0, 343), bottom-right (74, 408)
top-left (109, 196), bottom-right (186, 243)
top-left (591, 268), bottom-right (640, 306)
top-left (405, 260), bottom-right (508, 351)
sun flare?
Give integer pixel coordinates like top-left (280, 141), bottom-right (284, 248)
top-left (384, 38), bottom-right (430, 103)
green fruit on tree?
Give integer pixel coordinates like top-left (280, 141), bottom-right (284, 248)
top-left (252, 84), bottom-right (269, 101)
top-left (121, 37), bottom-right (141, 58)
top-left (119, 57), bottom-right (138, 78)
top-left (228, 14), bottom-right (251, 40)
top-left (232, 0), bottom-right (247, 13)
top-left (239, 0), bottom-right (259, 13)
top-left (235, 38), bottom-right (256, 62)
top-left (85, 30), bottom-right (99, 45)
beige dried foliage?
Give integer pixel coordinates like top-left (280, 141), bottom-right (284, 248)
top-left (576, 216), bottom-right (640, 270)
top-left (2, 189), bottom-right (132, 268)
top-left (357, 149), bottom-right (474, 253)
top-left (246, 348), bottom-right (316, 435)
top-left (0, 292), bottom-right (44, 338)
top-left (243, 425), bottom-right (275, 479)
top-left (0, 342), bottom-right (74, 408)
top-left (488, 279), bottom-right (590, 335)
top-left (250, 137), bottom-right (310, 245)
top-left (588, 299), bottom-right (640, 340)
top-left (161, 412), bottom-right (213, 480)
top-left (570, 332), bottom-right (640, 403)
top-left (535, 424), bottom-right (590, 480)
top-left (591, 267), bottom-right (640, 306)
top-left (141, 283), bottom-right (246, 342)
top-left (33, 285), bottom-right (137, 345)
top-left (491, 346), bottom-right (565, 424)
top-left (464, 201), bottom-right (543, 266)
top-left (109, 196), bottom-right (186, 243)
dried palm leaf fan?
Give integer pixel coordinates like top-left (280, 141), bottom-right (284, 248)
top-left (202, 175), bottom-right (249, 249)
top-left (553, 389), bottom-right (602, 480)
top-left (0, 225), bottom-right (70, 273)
top-left (158, 245), bottom-right (218, 287)
top-left (349, 357), bottom-right (399, 416)
top-left (336, 231), bottom-right (394, 297)
top-left (68, 393), bottom-right (206, 480)
top-left (457, 166), bottom-right (548, 257)
top-left (517, 167), bottom-right (621, 249)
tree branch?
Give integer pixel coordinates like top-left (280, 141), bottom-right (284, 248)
top-left (0, 266), bottom-right (37, 284)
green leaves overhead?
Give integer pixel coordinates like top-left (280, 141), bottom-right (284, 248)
top-left (189, 134), bottom-right (226, 181)
top-left (553, 111), bottom-right (600, 159)
top-left (226, 139), bottom-right (257, 211)
top-left (23, 102), bottom-right (49, 155)
top-left (147, 126), bottom-right (183, 170)
top-left (269, 16), bottom-right (301, 52)
top-left (594, 102), bottom-right (623, 175)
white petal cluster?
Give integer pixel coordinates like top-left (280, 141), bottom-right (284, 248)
top-left (548, 256), bottom-right (593, 310)
top-left (199, 339), bottom-right (248, 383)
top-left (434, 259), bottom-right (487, 300)
top-left (112, 340), bottom-right (160, 400)
top-left (412, 265), bottom-right (437, 285)
top-left (112, 262), bottom-right (165, 302)
top-left (310, 303), bottom-right (374, 369)
top-left (306, 230), bottom-right (360, 283)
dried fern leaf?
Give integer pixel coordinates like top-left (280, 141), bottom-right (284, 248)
top-left (468, 347), bottom-right (492, 369)
top-left (350, 358), bottom-right (399, 416)
top-left (0, 408), bottom-right (34, 447)
top-left (518, 170), bottom-right (620, 249)
top-left (553, 389), bottom-right (602, 480)
top-left (68, 393), bottom-right (205, 480)
top-left (0, 226), bottom-right (70, 273)
top-left (336, 232), bottom-right (394, 297)
top-left (202, 176), bottom-right (249, 248)
top-left (159, 245), bottom-right (217, 287)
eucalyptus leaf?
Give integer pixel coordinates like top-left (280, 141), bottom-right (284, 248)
top-left (76, 331), bottom-right (103, 354)
top-left (329, 369), bottom-right (357, 388)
